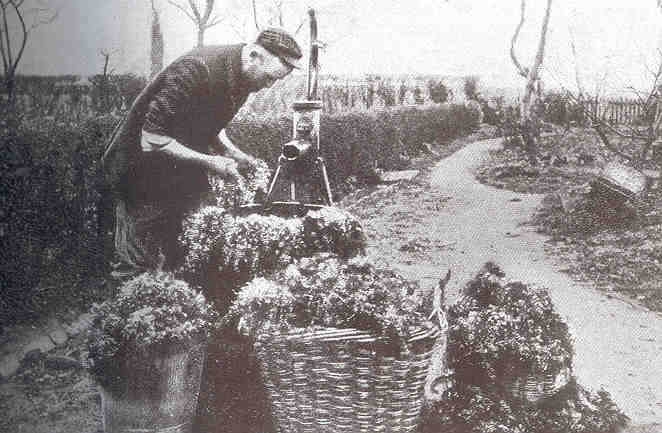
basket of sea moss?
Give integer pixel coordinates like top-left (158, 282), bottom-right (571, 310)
top-left (223, 253), bottom-right (448, 433)
top-left (448, 262), bottom-right (574, 404)
top-left (419, 262), bottom-right (629, 433)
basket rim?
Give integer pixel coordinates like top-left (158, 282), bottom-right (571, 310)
top-left (256, 324), bottom-right (440, 344)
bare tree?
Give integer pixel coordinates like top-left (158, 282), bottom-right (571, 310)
top-left (251, 0), bottom-right (259, 31)
top-left (249, 0), bottom-right (306, 34)
top-left (557, 51), bottom-right (662, 171)
top-left (246, 0), bottom-right (355, 46)
top-left (91, 49), bottom-right (123, 113)
top-left (0, 0), bottom-right (57, 106)
top-left (510, 0), bottom-right (554, 162)
top-left (167, 0), bottom-right (225, 47)
top-left (150, 0), bottom-right (164, 78)
top-left (549, 0), bottom-right (662, 170)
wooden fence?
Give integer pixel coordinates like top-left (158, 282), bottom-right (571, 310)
top-left (583, 98), bottom-right (649, 126)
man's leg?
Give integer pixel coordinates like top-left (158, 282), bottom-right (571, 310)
top-left (194, 327), bottom-right (275, 433)
top-left (110, 199), bottom-right (167, 279)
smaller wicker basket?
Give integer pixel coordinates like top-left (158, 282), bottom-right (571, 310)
top-left (500, 365), bottom-right (572, 404)
top-left (254, 325), bottom-right (441, 433)
top-left (594, 162), bottom-right (647, 201)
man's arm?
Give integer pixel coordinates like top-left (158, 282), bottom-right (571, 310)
top-left (214, 129), bottom-right (257, 170)
top-left (142, 131), bottom-right (240, 179)
top-left (139, 57), bottom-right (241, 180)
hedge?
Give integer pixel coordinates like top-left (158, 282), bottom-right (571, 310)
top-left (1, 114), bottom-right (119, 325)
top-left (229, 103), bottom-right (480, 188)
top-left (1, 102), bottom-right (479, 326)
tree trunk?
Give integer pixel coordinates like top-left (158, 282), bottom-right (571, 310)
top-left (151, 0), bottom-right (164, 79)
top-left (510, 0), bottom-right (553, 164)
top-left (197, 28), bottom-right (204, 47)
top-left (4, 76), bottom-right (15, 108)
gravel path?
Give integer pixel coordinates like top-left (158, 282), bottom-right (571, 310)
top-left (345, 137), bottom-right (662, 427)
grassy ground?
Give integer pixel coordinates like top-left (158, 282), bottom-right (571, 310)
top-left (0, 331), bottom-right (101, 433)
top-left (475, 127), bottom-right (662, 313)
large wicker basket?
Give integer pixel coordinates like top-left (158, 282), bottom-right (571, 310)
top-left (253, 325), bottom-right (441, 433)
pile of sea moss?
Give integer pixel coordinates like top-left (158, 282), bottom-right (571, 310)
top-left (419, 263), bottom-right (628, 433)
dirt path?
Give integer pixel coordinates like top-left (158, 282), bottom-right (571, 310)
top-left (344, 137), bottom-right (662, 427)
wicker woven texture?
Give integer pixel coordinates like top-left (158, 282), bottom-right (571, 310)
top-left (254, 326), bottom-right (439, 433)
top-left (501, 366), bottom-right (572, 404)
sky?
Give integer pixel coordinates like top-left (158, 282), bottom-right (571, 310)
top-left (10, 0), bottom-right (662, 96)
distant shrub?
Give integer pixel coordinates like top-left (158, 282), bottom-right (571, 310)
top-left (376, 79), bottom-right (397, 107)
top-left (398, 80), bottom-right (408, 105)
top-left (113, 73), bottom-right (147, 107)
top-left (413, 86), bottom-right (425, 105)
top-left (542, 91), bottom-right (570, 125)
top-left (542, 92), bottom-right (587, 127)
top-left (481, 96), bottom-right (504, 126)
top-left (466, 100), bottom-right (484, 125)
top-left (427, 79), bottom-right (450, 104)
top-left (463, 75), bottom-right (481, 101)
top-left (13, 74), bottom-right (147, 118)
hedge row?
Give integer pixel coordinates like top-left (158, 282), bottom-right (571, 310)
top-left (0, 102), bottom-right (479, 326)
top-left (1, 114), bottom-right (119, 325)
top-left (229, 103), bottom-right (481, 188)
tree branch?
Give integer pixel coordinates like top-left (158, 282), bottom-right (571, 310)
top-left (527, 0), bottom-right (552, 85)
top-left (0, 6), bottom-right (9, 74)
top-left (202, 0), bottom-right (214, 24)
top-left (205, 13), bottom-right (225, 28)
top-left (252, 0), bottom-right (259, 31)
top-left (26, 6), bottom-right (57, 29)
top-left (626, 85), bottom-right (648, 108)
top-left (187, 0), bottom-right (202, 23)
top-left (294, 15), bottom-right (305, 35)
top-left (228, 18), bottom-right (246, 39)
top-left (275, 0), bottom-right (283, 27)
top-left (568, 24), bottom-right (584, 98)
top-left (510, 0), bottom-right (528, 78)
top-left (167, 0), bottom-right (196, 23)
top-left (3, 1), bottom-right (14, 70)
top-left (561, 90), bottom-right (637, 162)
top-left (3, 0), bottom-right (25, 8)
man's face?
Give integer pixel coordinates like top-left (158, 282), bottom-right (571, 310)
top-left (248, 51), bottom-right (294, 91)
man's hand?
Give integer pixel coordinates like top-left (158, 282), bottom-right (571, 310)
top-left (150, 133), bottom-right (244, 182)
top-left (235, 153), bottom-right (259, 174)
top-left (216, 129), bottom-right (257, 174)
top-left (209, 155), bottom-right (242, 181)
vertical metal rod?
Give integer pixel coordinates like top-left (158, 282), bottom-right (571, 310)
top-left (307, 9), bottom-right (318, 101)
top-left (318, 158), bottom-right (333, 205)
top-left (290, 182), bottom-right (296, 201)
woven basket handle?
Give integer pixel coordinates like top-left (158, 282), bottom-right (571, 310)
top-left (428, 269), bottom-right (451, 331)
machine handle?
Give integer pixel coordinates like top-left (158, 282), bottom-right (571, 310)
top-left (307, 9), bottom-right (319, 101)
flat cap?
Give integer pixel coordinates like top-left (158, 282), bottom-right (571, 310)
top-left (256, 27), bottom-right (303, 69)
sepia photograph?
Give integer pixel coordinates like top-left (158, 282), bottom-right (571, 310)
top-left (1, 1), bottom-right (661, 432)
